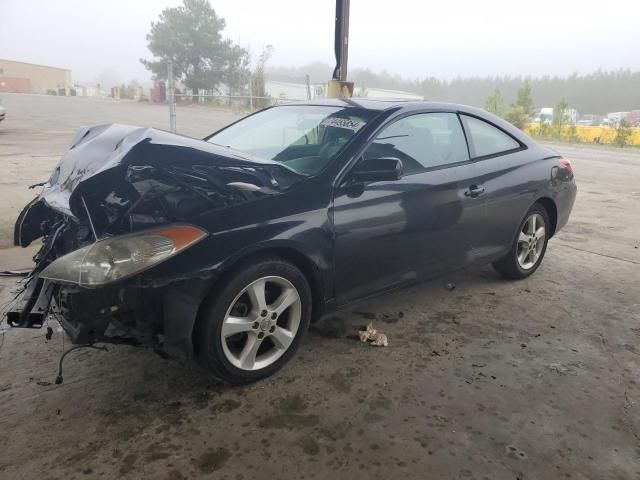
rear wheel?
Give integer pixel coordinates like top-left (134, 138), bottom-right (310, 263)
top-left (194, 258), bottom-right (311, 384)
top-left (493, 204), bottom-right (550, 279)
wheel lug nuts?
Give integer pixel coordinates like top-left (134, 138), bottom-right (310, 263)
top-left (271, 313), bottom-right (277, 320)
top-left (269, 326), bottom-right (276, 333)
top-left (261, 310), bottom-right (267, 317)
top-left (258, 332), bottom-right (264, 339)
top-left (252, 322), bottom-right (259, 329)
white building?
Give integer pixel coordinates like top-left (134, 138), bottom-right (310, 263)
top-left (354, 87), bottom-right (423, 100)
top-left (535, 107), bottom-right (578, 124)
top-left (264, 80), bottom-right (423, 102)
top-left (265, 81), bottom-right (312, 100)
top-left (605, 111), bottom-right (629, 127)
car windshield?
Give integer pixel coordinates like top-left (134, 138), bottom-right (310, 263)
top-left (207, 105), bottom-right (374, 176)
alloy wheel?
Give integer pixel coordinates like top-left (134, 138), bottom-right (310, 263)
top-left (516, 213), bottom-right (546, 270)
top-left (220, 276), bottom-right (302, 371)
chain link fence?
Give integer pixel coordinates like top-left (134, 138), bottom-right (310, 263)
top-left (166, 92), bottom-right (305, 133)
top-left (164, 62), bottom-right (314, 133)
top-left (174, 93), bottom-right (292, 109)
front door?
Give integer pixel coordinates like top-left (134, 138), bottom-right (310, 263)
top-left (332, 112), bottom-right (487, 305)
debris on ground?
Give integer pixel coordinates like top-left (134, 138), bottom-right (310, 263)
top-left (546, 362), bottom-right (579, 375)
top-left (445, 283), bottom-right (456, 291)
top-left (430, 349), bottom-right (451, 357)
top-left (358, 323), bottom-right (388, 347)
top-left (505, 445), bottom-right (529, 460)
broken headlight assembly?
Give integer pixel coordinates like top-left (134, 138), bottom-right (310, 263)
top-left (40, 224), bottom-right (208, 287)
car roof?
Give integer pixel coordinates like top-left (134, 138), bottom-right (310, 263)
top-left (277, 98), bottom-right (482, 113)
top-left (272, 98), bottom-right (537, 148)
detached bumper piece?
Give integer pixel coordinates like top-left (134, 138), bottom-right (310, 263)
top-left (6, 277), bottom-right (54, 328)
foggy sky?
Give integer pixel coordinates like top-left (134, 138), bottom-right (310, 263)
top-left (1, 0), bottom-right (639, 86)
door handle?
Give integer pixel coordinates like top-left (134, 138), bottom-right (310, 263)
top-left (464, 185), bottom-right (485, 198)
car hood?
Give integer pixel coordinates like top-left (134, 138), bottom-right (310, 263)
top-left (40, 123), bottom-right (293, 217)
top-left (16, 124), bottom-right (302, 248)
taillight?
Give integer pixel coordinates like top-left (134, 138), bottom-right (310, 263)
top-left (559, 158), bottom-right (574, 177)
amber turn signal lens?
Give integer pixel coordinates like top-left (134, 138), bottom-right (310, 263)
top-left (155, 225), bottom-right (208, 250)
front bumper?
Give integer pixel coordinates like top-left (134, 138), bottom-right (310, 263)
top-left (7, 277), bottom-right (163, 341)
top-left (6, 274), bottom-right (212, 357)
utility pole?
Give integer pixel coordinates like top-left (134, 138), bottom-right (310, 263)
top-left (167, 61), bottom-right (176, 133)
top-left (248, 72), bottom-right (253, 111)
top-left (327, 0), bottom-right (353, 98)
top-left (305, 74), bottom-right (312, 100)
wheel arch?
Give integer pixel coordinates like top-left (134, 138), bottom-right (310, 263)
top-left (210, 243), bottom-right (327, 323)
top-left (535, 196), bottom-right (558, 237)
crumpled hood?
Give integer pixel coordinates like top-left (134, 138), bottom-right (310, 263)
top-left (15, 124), bottom-right (301, 248)
top-left (40, 123), bottom-right (287, 217)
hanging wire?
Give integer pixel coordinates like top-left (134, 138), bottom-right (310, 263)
top-left (54, 344), bottom-right (108, 385)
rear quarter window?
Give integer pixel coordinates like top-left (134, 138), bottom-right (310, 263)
top-left (461, 115), bottom-right (521, 158)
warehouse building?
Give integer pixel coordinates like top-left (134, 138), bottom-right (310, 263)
top-left (0, 59), bottom-right (72, 94)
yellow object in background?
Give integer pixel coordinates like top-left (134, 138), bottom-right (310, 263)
top-left (525, 124), bottom-right (640, 146)
top-left (327, 80), bottom-right (354, 98)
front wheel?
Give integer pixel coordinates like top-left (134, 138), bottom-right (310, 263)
top-left (194, 258), bottom-right (311, 384)
top-left (492, 204), bottom-right (550, 280)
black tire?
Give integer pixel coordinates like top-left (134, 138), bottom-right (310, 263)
top-left (492, 203), bottom-right (550, 280)
top-left (194, 257), bottom-right (311, 384)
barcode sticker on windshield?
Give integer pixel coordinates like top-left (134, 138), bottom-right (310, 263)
top-left (321, 117), bottom-right (363, 131)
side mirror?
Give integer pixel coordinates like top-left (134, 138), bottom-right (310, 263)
top-left (350, 157), bottom-right (403, 183)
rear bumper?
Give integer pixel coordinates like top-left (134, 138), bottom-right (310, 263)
top-left (554, 180), bottom-right (577, 234)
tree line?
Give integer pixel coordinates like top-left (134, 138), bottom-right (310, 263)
top-left (269, 63), bottom-right (640, 116)
top-left (141, 1), bottom-right (639, 117)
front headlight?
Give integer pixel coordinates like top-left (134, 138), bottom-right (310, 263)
top-left (40, 224), bottom-right (207, 287)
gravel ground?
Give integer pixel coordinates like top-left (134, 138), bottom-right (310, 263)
top-left (0, 94), bottom-right (638, 480)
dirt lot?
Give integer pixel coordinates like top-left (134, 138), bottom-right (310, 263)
top-left (0, 94), bottom-right (639, 480)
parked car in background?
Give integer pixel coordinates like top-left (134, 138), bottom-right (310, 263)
top-left (7, 99), bottom-right (577, 383)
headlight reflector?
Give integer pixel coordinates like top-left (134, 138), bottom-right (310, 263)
top-left (40, 224), bottom-right (207, 287)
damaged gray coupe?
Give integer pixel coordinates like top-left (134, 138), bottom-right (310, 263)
top-left (6, 100), bottom-right (576, 383)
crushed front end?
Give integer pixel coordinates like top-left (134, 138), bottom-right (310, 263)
top-left (5, 123), bottom-right (299, 356)
top-left (7, 174), bottom-right (214, 356)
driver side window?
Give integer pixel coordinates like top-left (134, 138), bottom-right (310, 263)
top-left (364, 112), bottom-right (469, 174)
